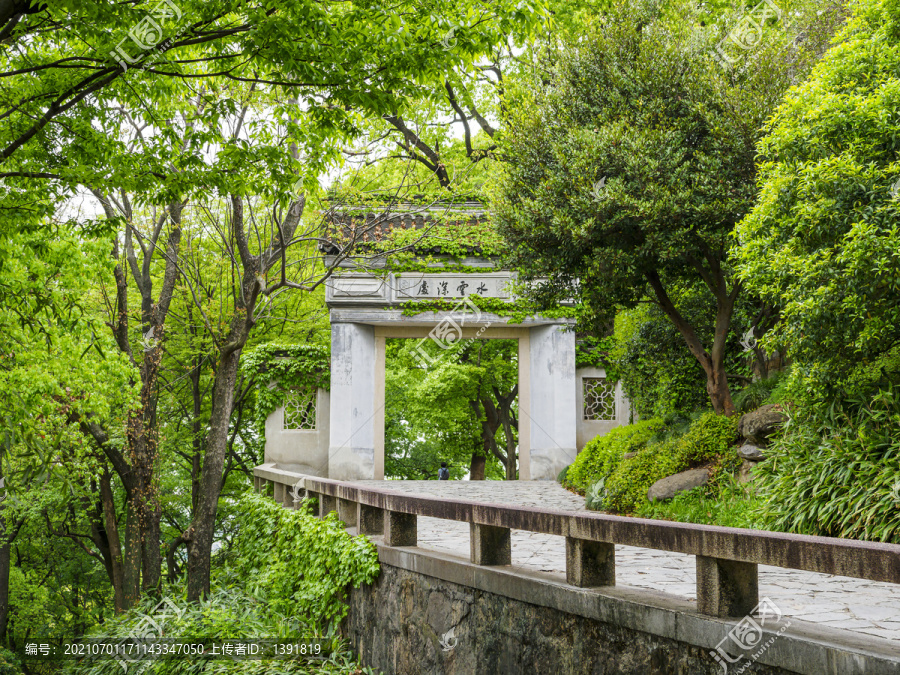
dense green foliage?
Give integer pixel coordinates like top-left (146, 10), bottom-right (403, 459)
top-left (754, 377), bottom-right (900, 543)
top-left (489, 0), bottom-right (839, 414)
top-left (610, 305), bottom-right (710, 420)
top-left (0, 649), bottom-right (21, 675)
top-left (730, 0), bottom-right (900, 544)
top-left (60, 491), bottom-right (378, 675)
top-left (571, 413), bottom-right (740, 514)
top-left (735, 0), bottom-right (900, 398)
top-left (242, 343), bottom-right (331, 459)
top-left (231, 493), bottom-right (379, 624)
top-left (605, 413), bottom-right (740, 513)
top-left (731, 371), bottom-right (791, 414)
top-left (66, 589), bottom-right (374, 675)
top-left (384, 338), bottom-right (518, 480)
top-left (636, 480), bottom-right (765, 530)
top-left (565, 419), bottom-right (665, 494)
top-left (5, 0), bottom-right (900, 667)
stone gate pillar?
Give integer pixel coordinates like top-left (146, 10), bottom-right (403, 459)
top-left (528, 325), bottom-right (577, 479)
top-left (329, 322), bottom-right (376, 480)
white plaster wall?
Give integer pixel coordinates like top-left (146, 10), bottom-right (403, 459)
top-left (264, 388), bottom-right (330, 476)
top-left (328, 322), bottom-right (376, 480)
top-left (528, 325), bottom-right (578, 479)
top-left (575, 367), bottom-right (630, 451)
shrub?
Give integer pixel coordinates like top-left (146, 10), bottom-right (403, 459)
top-left (636, 478), bottom-right (765, 529)
top-left (585, 479), bottom-right (608, 511)
top-left (754, 381), bottom-right (900, 543)
top-left (67, 588), bottom-right (376, 675)
top-left (63, 492), bottom-right (381, 675)
top-left (603, 412), bottom-right (739, 513)
top-left (610, 304), bottom-right (710, 420)
top-left (732, 371), bottom-right (788, 414)
top-left (0, 649), bottom-right (22, 675)
top-left (231, 492), bottom-right (379, 625)
top-left (566, 418), bottom-right (666, 494)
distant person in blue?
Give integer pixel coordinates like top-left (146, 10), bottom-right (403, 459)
top-left (438, 462), bottom-right (450, 480)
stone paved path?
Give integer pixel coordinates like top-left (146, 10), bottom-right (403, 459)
top-left (354, 480), bottom-right (900, 645)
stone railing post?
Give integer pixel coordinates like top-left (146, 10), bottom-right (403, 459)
top-left (470, 524), bottom-right (511, 566)
top-left (696, 556), bottom-right (758, 617)
top-left (384, 511), bottom-right (417, 546)
top-left (357, 503), bottom-right (384, 536)
top-left (337, 498), bottom-right (358, 527)
top-left (565, 537), bottom-right (615, 587)
top-left (320, 494), bottom-right (338, 518)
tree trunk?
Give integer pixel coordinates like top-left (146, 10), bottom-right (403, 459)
top-left (99, 473), bottom-right (125, 612)
top-left (0, 533), bottom-right (11, 643)
top-left (122, 502), bottom-right (142, 608)
top-left (495, 385), bottom-right (518, 480)
top-left (186, 340), bottom-right (245, 601)
top-left (646, 271), bottom-right (737, 415)
top-left (0, 511), bottom-right (22, 642)
top-left (128, 430), bottom-right (161, 595)
top-left (469, 453), bottom-right (486, 480)
top-left (182, 191), bottom-right (303, 601)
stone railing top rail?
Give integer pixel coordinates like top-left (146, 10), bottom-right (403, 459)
top-left (253, 464), bottom-right (900, 586)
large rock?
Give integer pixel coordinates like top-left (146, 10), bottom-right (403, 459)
top-left (739, 459), bottom-right (755, 484)
top-left (738, 404), bottom-right (786, 445)
top-left (647, 468), bottom-right (709, 502)
top-left (738, 443), bottom-right (766, 462)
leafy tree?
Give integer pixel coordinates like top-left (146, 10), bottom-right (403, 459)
top-left (0, 0), bottom-right (545, 176)
top-left (490, 0), bottom-right (843, 414)
top-left (333, 0), bottom-right (612, 197)
top-left (734, 0), bottom-right (900, 545)
top-left (734, 0), bottom-right (900, 399)
top-left (610, 282), bottom-right (771, 419)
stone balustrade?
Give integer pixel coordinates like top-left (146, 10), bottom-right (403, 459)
top-left (253, 464), bottom-right (900, 619)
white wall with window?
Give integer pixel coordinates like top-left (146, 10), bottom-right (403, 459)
top-left (575, 367), bottom-right (631, 450)
top-left (264, 387), bottom-right (331, 476)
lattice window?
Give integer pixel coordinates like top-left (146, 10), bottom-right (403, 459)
top-left (283, 388), bottom-right (317, 430)
top-left (583, 378), bottom-right (616, 421)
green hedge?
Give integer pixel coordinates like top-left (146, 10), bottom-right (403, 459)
top-left (583, 413), bottom-right (740, 514)
top-left (565, 418), bottom-right (666, 494)
top-left (605, 413), bottom-right (740, 513)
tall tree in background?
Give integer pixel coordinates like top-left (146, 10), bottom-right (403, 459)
top-left (490, 0), bottom-right (845, 415)
top-left (385, 339), bottom-right (518, 480)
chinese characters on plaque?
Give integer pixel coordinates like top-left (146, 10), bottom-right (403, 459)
top-left (397, 275), bottom-right (510, 300)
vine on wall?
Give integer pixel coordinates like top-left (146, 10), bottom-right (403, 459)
top-left (242, 344), bottom-right (331, 432)
top-left (398, 294), bottom-right (579, 325)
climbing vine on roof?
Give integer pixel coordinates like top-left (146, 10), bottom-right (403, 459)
top-left (399, 295), bottom-right (579, 325)
top-left (575, 335), bottom-right (617, 376)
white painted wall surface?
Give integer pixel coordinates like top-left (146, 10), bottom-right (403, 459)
top-left (528, 325), bottom-right (578, 479)
top-left (264, 388), bottom-right (330, 476)
top-left (328, 322), bottom-right (376, 480)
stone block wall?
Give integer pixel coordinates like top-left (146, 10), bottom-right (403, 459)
top-left (347, 563), bottom-right (798, 675)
